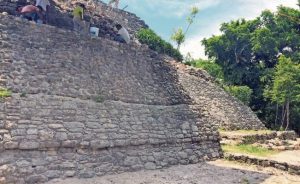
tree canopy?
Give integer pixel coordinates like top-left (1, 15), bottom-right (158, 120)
top-left (201, 4), bottom-right (300, 133)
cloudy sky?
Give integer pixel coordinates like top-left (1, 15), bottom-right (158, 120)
top-left (103, 0), bottom-right (299, 59)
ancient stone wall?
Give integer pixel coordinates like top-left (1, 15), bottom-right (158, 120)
top-left (0, 15), bottom-right (221, 183)
top-left (170, 61), bottom-right (266, 130)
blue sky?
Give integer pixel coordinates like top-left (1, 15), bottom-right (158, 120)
top-left (103, 0), bottom-right (299, 59)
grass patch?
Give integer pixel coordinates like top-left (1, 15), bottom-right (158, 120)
top-left (0, 88), bottom-right (11, 99)
top-left (222, 144), bottom-right (279, 157)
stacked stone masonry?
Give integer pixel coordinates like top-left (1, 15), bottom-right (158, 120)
top-left (0, 1), bottom-right (267, 182)
top-left (171, 61), bottom-right (265, 130)
top-left (0, 15), bottom-right (221, 183)
top-left (225, 153), bottom-right (300, 175)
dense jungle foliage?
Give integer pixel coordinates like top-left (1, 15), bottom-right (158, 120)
top-left (200, 4), bottom-right (300, 133)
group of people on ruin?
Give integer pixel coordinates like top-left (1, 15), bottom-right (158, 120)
top-left (15, 0), bottom-right (130, 44)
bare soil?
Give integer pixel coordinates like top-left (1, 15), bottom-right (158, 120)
top-left (47, 160), bottom-right (300, 184)
top-left (269, 150), bottom-right (300, 165)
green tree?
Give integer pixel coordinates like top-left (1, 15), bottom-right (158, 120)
top-left (264, 56), bottom-right (300, 130)
top-left (171, 28), bottom-right (185, 50)
top-left (185, 7), bottom-right (199, 35)
top-left (185, 59), bottom-right (224, 80)
top-left (224, 85), bottom-right (253, 105)
top-left (171, 7), bottom-right (199, 50)
top-left (202, 2), bottom-right (300, 133)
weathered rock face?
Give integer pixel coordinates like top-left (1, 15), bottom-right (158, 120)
top-left (0, 15), bottom-right (221, 183)
top-left (171, 61), bottom-right (266, 130)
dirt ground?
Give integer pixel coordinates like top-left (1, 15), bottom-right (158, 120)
top-left (269, 150), bottom-right (300, 165)
top-left (47, 160), bottom-right (300, 184)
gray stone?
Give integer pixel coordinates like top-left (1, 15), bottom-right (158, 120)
top-left (48, 124), bottom-right (64, 129)
top-left (145, 162), bottom-right (156, 170)
top-left (45, 170), bottom-right (61, 179)
top-left (60, 162), bottom-right (76, 169)
top-left (79, 170), bottom-right (95, 178)
top-left (25, 175), bottom-right (48, 184)
top-left (90, 140), bottom-right (110, 149)
top-left (3, 142), bottom-right (18, 149)
top-left (178, 152), bottom-right (188, 159)
top-left (55, 132), bottom-right (68, 141)
top-left (27, 129), bottom-right (38, 135)
top-left (64, 171), bottom-right (76, 177)
top-left (62, 140), bottom-right (78, 148)
top-left (19, 141), bottom-right (39, 150)
top-left (124, 157), bottom-right (140, 166)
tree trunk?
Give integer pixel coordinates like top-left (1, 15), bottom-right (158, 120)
top-left (285, 100), bottom-right (290, 131)
top-left (184, 22), bottom-right (192, 36)
top-left (280, 105), bottom-right (286, 130)
top-left (275, 103), bottom-right (279, 127)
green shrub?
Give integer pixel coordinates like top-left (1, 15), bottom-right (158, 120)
top-left (224, 85), bottom-right (253, 105)
top-left (185, 59), bottom-right (224, 79)
top-left (137, 28), bottom-right (183, 61)
top-left (0, 88), bottom-right (11, 99)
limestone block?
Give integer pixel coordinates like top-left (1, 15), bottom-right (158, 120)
top-left (3, 142), bottom-right (18, 149)
top-left (144, 162), bottom-right (156, 170)
top-left (19, 141), bottom-right (39, 150)
top-left (25, 175), bottom-right (48, 184)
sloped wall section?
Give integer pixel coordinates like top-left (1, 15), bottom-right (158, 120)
top-left (0, 15), bottom-right (221, 184)
top-left (171, 61), bottom-right (265, 130)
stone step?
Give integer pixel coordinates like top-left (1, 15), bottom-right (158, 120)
top-left (253, 138), bottom-right (300, 151)
top-left (224, 152), bottom-right (300, 175)
top-left (221, 131), bottom-right (298, 144)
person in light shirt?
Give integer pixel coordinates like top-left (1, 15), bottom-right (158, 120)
top-left (113, 24), bottom-right (130, 44)
top-left (108, 0), bottom-right (120, 8)
top-left (35, 0), bottom-right (50, 23)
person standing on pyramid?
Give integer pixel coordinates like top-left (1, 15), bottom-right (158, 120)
top-left (35, 0), bottom-right (50, 23)
top-left (72, 3), bottom-right (86, 34)
top-left (108, 0), bottom-right (120, 9)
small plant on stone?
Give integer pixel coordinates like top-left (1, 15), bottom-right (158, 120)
top-left (94, 95), bottom-right (104, 103)
top-left (241, 178), bottom-right (250, 184)
top-left (0, 88), bottom-right (12, 99)
top-left (20, 92), bottom-right (27, 97)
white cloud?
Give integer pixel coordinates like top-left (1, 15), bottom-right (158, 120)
top-left (124, 0), bottom-right (222, 18)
